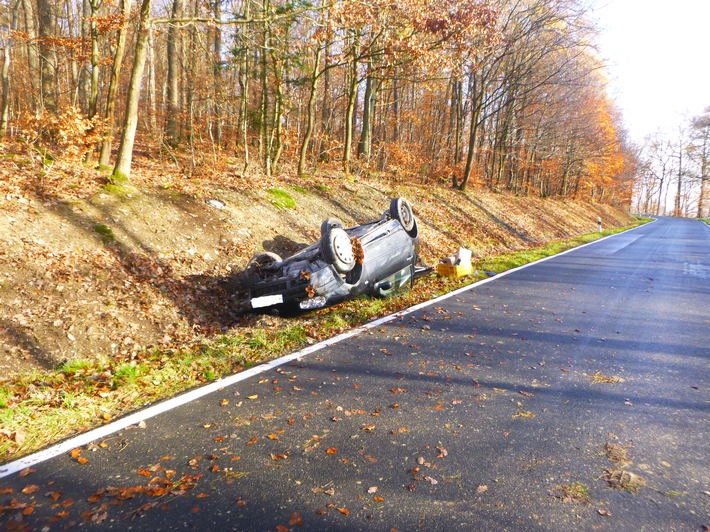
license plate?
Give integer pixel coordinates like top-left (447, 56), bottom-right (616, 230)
top-left (250, 294), bottom-right (283, 308)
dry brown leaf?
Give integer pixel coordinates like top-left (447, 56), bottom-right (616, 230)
top-left (289, 511), bottom-right (304, 526)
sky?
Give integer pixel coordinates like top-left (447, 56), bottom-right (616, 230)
top-left (592, 0), bottom-right (710, 145)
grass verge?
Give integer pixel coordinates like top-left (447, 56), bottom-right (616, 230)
top-left (0, 217), bottom-right (651, 464)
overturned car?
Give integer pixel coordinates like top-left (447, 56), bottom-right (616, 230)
top-left (245, 198), bottom-right (430, 313)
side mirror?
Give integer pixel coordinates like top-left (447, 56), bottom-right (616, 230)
top-left (378, 281), bottom-right (393, 291)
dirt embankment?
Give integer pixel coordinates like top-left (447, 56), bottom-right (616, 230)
top-left (0, 176), bottom-right (633, 377)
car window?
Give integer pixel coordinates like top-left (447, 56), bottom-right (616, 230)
top-left (375, 264), bottom-right (414, 297)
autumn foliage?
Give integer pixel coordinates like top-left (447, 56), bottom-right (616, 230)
top-left (0, 0), bottom-right (634, 206)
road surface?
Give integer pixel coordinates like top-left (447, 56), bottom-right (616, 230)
top-left (2, 216), bottom-right (709, 530)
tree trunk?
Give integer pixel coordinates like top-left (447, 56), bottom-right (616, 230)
top-left (211, 0), bottom-right (222, 146)
top-left (1, 0), bottom-right (22, 134)
top-left (259, 15), bottom-right (269, 175)
top-left (37, 0), bottom-right (57, 113)
top-left (343, 33), bottom-right (360, 174)
top-left (674, 148), bottom-right (683, 217)
top-left (165, 0), bottom-right (183, 147)
top-left (236, 0), bottom-right (251, 175)
top-left (317, 30), bottom-right (331, 162)
top-left (298, 41), bottom-right (322, 177)
top-left (20, 0), bottom-right (40, 111)
top-left (357, 66), bottom-right (377, 161)
top-left (146, 28), bottom-right (157, 132)
top-left (86, 0), bottom-right (100, 120)
top-left (98, 0), bottom-right (132, 168)
top-left (111, 0), bottom-right (153, 182)
top-left (459, 74), bottom-right (481, 190)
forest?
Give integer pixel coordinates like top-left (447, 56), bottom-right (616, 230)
top-left (633, 109), bottom-right (710, 219)
top-left (0, 0), bottom-right (639, 205)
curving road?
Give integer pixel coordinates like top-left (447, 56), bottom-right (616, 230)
top-left (2, 216), bottom-right (709, 530)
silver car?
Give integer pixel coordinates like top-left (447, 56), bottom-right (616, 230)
top-left (245, 198), bottom-right (431, 313)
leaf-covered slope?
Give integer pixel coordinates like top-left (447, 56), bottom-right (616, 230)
top-left (0, 177), bottom-right (632, 376)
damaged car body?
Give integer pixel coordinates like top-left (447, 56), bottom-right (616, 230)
top-left (245, 198), bottom-right (431, 313)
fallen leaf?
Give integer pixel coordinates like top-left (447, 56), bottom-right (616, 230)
top-left (476, 485), bottom-right (488, 494)
top-left (367, 486), bottom-right (378, 494)
top-left (337, 507), bottom-right (349, 516)
top-left (246, 436), bottom-right (258, 446)
top-left (424, 476), bottom-right (438, 485)
top-left (22, 484), bottom-right (40, 494)
top-left (326, 448), bottom-right (337, 455)
top-left (289, 511), bottom-right (304, 526)
top-left (362, 425), bottom-right (376, 432)
top-left (373, 496), bottom-right (384, 503)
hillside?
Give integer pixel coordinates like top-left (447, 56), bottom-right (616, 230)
top-left (0, 154), bottom-right (633, 379)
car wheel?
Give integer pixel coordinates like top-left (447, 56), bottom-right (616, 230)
top-left (320, 218), bottom-right (355, 273)
top-left (246, 252), bottom-right (282, 276)
top-left (390, 197), bottom-right (417, 236)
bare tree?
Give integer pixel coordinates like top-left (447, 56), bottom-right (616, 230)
top-left (690, 108), bottom-right (710, 218)
top-left (98, 0), bottom-right (133, 168)
top-left (112, 0), bottom-right (154, 181)
top-left (36, 0), bottom-right (57, 113)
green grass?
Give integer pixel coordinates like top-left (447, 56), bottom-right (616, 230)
top-left (93, 224), bottom-right (116, 244)
top-left (0, 218), bottom-right (652, 464)
top-left (267, 188), bottom-right (296, 209)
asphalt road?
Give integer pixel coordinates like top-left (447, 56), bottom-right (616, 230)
top-left (2, 216), bottom-right (709, 531)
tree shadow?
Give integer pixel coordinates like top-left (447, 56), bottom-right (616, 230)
top-left (261, 235), bottom-right (309, 257)
top-left (0, 319), bottom-right (58, 372)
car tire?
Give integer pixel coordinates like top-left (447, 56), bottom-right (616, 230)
top-left (390, 197), bottom-right (417, 236)
top-left (320, 218), bottom-right (355, 273)
top-left (245, 252), bottom-right (282, 277)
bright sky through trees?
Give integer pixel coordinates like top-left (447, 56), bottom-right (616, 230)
top-left (593, 0), bottom-right (710, 143)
